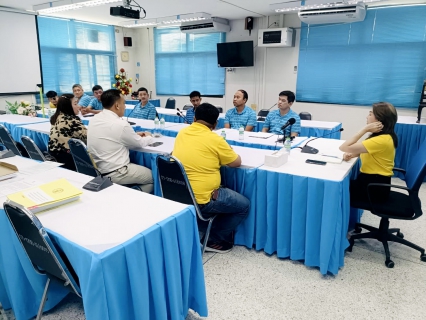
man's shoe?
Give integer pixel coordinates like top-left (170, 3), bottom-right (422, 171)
top-left (205, 241), bottom-right (233, 253)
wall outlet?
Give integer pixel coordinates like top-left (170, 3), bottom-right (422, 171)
top-left (250, 104), bottom-right (257, 111)
top-left (135, 78), bottom-right (139, 84)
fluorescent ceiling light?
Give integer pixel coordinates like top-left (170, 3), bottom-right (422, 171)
top-left (34, 0), bottom-right (119, 14)
top-left (270, 0), bottom-right (386, 13)
top-left (120, 12), bottom-right (211, 28)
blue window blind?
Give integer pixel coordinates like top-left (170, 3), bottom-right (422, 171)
top-left (37, 17), bottom-right (116, 96)
top-left (154, 28), bottom-right (226, 96)
top-left (297, 5), bottom-right (426, 108)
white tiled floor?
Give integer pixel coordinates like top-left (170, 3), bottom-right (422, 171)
top-left (3, 178), bottom-right (426, 320)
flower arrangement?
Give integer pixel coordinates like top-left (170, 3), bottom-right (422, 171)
top-left (5, 100), bottom-right (37, 117)
top-left (112, 68), bottom-right (132, 95)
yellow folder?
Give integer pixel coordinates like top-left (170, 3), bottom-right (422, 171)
top-left (7, 178), bottom-right (83, 213)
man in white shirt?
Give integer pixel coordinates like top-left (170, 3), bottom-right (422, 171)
top-left (87, 89), bottom-right (154, 193)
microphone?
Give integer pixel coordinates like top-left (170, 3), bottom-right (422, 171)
top-left (126, 106), bottom-right (136, 126)
top-left (258, 103), bottom-right (276, 120)
top-left (300, 127), bottom-right (344, 154)
top-left (267, 103), bottom-right (277, 111)
top-left (176, 112), bottom-right (186, 120)
top-left (280, 118), bottom-right (296, 131)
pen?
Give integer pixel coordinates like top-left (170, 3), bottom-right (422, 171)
top-left (320, 154), bottom-right (340, 159)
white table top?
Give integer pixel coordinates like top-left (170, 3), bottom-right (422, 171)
top-left (300, 119), bottom-right (341, 129)
top-left (259, 138), bottom-right (357, 182)
top-left (127, 117), bottom-right (182, 129)
top-left (156, 107), bottom-right (186, 116)
top-left (397, 115), bottom-right (426, 125)
top-left (19, 122), bottom-right (52, 134)
top-left (0, 114), bottom-right (50, 125)
top-left (0, 156), bottom-right (189, 254)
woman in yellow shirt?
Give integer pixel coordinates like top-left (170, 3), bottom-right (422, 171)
top-left (340, 102), bottom-right (398, 202)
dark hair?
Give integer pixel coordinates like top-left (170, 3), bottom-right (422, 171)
top-left (238, 89), bottom-right (248, 101)
top-left (190, 91), bottom-right (201, 99)
top-left (137, 87), bottom-right (148, 94)
top-left (72, 84), bottom-right (83, 90)
top-left (195, 103), bottom-right (219, 126)
top-left (46, 91), bottom-right (57, 98)
top-left (131, 91), bottom-right (138, 96)
top-left (279, 91), bottom-right (295, 103)
top-left (50, 94), bottom-right (75, 125)
top-left (101, 89), bottom-right (122, 109)
top-left (367, 102), bottom-right (398, 148)
top-left (92, 85), bottom-right (103, 92)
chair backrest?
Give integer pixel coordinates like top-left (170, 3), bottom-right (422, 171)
top-left (68, 139), bottom-right (98, 177)
top-left (216, 106), bottom-right (223, 113)
top-left (183, 105), bottom-right (192, 111)
top-left (299, 112), bottom-right (312, 120)
top-left (405, 138), bottom-right (426, 192)
top-left (156, 155), bottom-right (207, 221)
top-left (21, 136), bottom-right (46, 161)
top-left (0, 124), bottom-right (22, 156)
top-left (257, 109), bottom-right (269, 117)
top-left (3, 202), bottom-right (81, 297)
top-left (165, 98), bottom-right (176, 109)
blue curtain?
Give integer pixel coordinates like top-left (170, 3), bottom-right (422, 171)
top-left (37, 17), bottom-right (116, 98)
top-left (297, 5), bottom-right (426, 108)
top-left (154, 28), bottom-right (226, 96)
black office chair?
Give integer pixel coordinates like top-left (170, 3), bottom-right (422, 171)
top-left (299, 112), bottom-right (312, 120)
top-left (21, 136), bottom-right (46, 161)
top-left (156, 155), bottom-right (217, 255)
top-left (0, 124), bottom-right (22, 156)
top-left (165, 98), bottom-right (176, 109)
top-left (68, 139), bottom-right (141, 191)
top-left (182, 105), bottom-right (192, 111)
top-left (3, 202), bottom-right (82, 319)
top-left (257, 109), bottom-right (269, 121)
top-left (348, 138), bottom-right (426, 268)
top-left (216, 106), bottom-right (223, 113)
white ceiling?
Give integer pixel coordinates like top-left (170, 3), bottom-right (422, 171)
top-left (1, 0), bottom-right (426, 25)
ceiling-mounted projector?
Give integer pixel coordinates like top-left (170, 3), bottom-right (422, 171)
top-left (110, 6), bottom-right (140, 19)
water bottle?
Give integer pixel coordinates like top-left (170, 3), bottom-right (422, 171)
top-left (238, 126), bottom-right (244, 140)
top-left (154, 117), bottom-right (159, 130)
top-left (221, 130), bottom-right (226, 140)
top-left (284, 137), bottom-right (291, 153)
top-left (160, 117), bottom-right (165, 129)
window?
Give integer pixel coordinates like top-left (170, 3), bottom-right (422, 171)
top-left (296, 5), bottom-right (426, 108)
top-left (37, 17), bottom-right (116, 95)
top-left (154, 28), bottom-right (226, 96)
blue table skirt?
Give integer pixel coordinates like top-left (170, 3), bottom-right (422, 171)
top-left (126, 99), bottom-right (161, 107)
top-left (394, 122), bottom-right (426, 181)
top-left (0, 207), bottom-right (208, 320)
top-left (12, 126), bottom-right (49, 152)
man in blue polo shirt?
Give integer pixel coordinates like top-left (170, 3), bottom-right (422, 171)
top-left (130, 87), bottom-right (156, 120)
top-left (224, 89), bottom-right (257, 131)
top-left (82, 85), bottom-right (103, 115)
top-left (184, 91), bottom-right (202, 124)
top-left (73, 84), bottom-right (92, 110)
top-left (262, 90), bottom-right (301, 137)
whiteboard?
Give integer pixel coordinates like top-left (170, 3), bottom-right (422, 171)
top-left (0, 9), bottom-right (42, 95)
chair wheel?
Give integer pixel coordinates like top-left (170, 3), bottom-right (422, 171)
top-left (396, 232), bottom-right (404, 239)
top-left (421, 254), bottom-right (426, 262)
top-left (354, 226), bottom-right (362, 234)
top-left (385, 260), bottom-right (395, 268)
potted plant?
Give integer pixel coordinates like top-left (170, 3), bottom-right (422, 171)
top-left (112, 68), bottom-right (132, 96)
top-left (5, 101), bottom-right (37, 117)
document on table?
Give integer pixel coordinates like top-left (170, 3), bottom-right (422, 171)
top-left (19, 161), bottom-right (64, 176)
top-left (0, 178), bottom-right (40, 197)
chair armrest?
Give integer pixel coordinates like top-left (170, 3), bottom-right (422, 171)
top-left (393, 167), bottom-right (406, 176)
top-left (366, 183), bottom-right (411, 216)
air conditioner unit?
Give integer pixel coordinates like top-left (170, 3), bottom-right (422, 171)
top-left (180, 17), bottom-right (230, 34)
top-left (298, 3), bottom-right (366, 25)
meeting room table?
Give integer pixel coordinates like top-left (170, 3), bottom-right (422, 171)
top-left (0, 156), bottom-right (207, 320)
top-left (125, 99), bottom-right (161, 107)
top-left (394, 116), bottom-right (426, 181)
top-left (0, 114), bottom-right (49, 133)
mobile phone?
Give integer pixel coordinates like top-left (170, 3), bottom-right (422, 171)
top-left (83, 114), bottom-right (94, 117)
top-left (148, 142), bottom-right (163, 147)
top-left (306, 159), bottom-right (326, 166)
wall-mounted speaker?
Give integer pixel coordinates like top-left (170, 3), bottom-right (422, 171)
top-left (124, 37), bottom-right (133, 47)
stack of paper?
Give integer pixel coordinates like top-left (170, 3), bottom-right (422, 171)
top-left (7, 178), bottom-right (83, 213)
top-left (0, 162), bottom-right (18, 182)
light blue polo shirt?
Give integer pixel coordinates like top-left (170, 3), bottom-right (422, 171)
top-left (78, 94), bottom-right (92, 107)
top-left (130, 101), bottom-right (156, 120)
top-left (185, 107), bottom-right (196, 124)
top-left (88, 98), bottom-right (103, 110)
top-left (263, 109), bottom-right (301, 135)
top-left (224, 106), bottom-right (257, 130)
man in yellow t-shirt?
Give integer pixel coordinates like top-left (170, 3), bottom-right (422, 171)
top-left (173, 103), bottom-right (250, 253)
top-left (46, 90), bottom-right (58, 108)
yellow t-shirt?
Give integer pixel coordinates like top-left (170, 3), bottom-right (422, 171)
top-left (173, 122), bottom-right (238, 204)
top-left (360, 134), bottom-right (395, 176)
top-left (49, 102), bottom-right (56, 108)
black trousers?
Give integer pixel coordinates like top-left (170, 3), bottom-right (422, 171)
top-left (48, 149), bottom-right (76, 171)
top-left (350, 172), bottom-right (391, 204)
